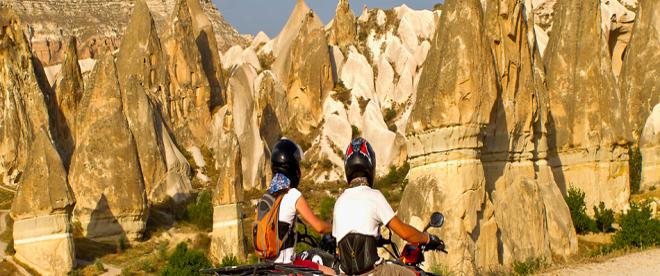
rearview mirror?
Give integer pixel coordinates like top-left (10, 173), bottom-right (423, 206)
top-left (429, 212), bottom-right (444, 228)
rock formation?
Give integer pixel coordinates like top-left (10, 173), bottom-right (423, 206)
top-left (619, 0), bottom-right (659, 140)
top-left (640, 104), bottom-right (660, 192)
top-left (284, 11), bottom-right (333, 137)
top-left (227, 64), bottom-right (266, 189)
top-left (69, 53), bottom-right (148, 242)
top-left (161, 0), bottom-right (213, 146)
top-left (4, 0), bottom-right (247, 66)
top-left (398, 0), bottom-right (497, 273)
top-left (271, 0), bottom-right (321, 83)
top-left (10, 129), bottom-right (75, 276)
top-left (544, 0), bottom-right (631, 213)
top-left (480, 0), bottom-right (577, 265)
top-left (209, 106), bottom-right (246, 261)
top-left (185, 0), bottom-right (225, 109)
top-left (528, 0), bottom-right (638, 74)
top-left (331, 0), bottom-right (357, 48)
top-left (0, 8), bottom-right (52, 186)
top-left (52, 37), bottom-right (83, 168)
top-left (116, 0), bottom-right (191, 205)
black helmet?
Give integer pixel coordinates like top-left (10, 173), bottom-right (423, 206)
top-left (344, 137), bottom-right (376, 187)
top-left (271, 138), bottom-right (303, 188)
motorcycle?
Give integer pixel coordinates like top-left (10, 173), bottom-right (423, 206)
top-left (200, 212), bottom-right (446, 275)
top-left (376, 212), bottom-right (448, 276)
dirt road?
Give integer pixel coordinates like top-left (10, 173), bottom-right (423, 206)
top-left (541, 248), bottom-right (660, 276)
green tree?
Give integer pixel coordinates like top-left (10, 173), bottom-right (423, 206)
top-left (612, 201), bottom-right (660, 249)
top-left (186, 191), bottom-right (213, 231)
top-left (161, 243), bottom-right (211, 276)
top-left (565, 186), bottom-right (596, 233)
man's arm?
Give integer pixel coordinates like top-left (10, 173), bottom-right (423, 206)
top-left (296, 196), bottom-right (332, 234)
top-left (387, 216), bottom-right (430, 244)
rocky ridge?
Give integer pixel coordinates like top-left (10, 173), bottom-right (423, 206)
top-left (0, 0), bottom-right (248, 66)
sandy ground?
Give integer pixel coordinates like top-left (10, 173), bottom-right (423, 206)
top-left (540, 248), bottom-right (660, 276)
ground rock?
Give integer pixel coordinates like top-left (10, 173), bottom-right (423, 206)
top-left (640, 104), bottom-right (660, 191)
top-left (619, 0), bottom-right (660, 140)
top-left (544, 0), bottom-right (631, 213)
top-left (69, 54), bottom-right (148, 242)
top-left (11, 129), bottom-right (75, 276)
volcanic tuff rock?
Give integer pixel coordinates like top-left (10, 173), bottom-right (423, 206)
top-left (209, 106), bottom-right (246, 261)
top-left (398, 0), bottom-right (497, 273)
top-left (619, 0), bottom-right (659, 140)
top-left (227, 63), bottom-right (266, 190)
top-left (544, 0), bottom-right (631, 213)
top-left (11, 129), bottom-right (75, 276)
top-left (271, 0), bottom-right (322, 83)
top-left (0, 8), bottom-right (52, 186)
top-left (528, 0), bottom-right (638, 75)
top-left (51, 37), bottom-right (82, 168)
top-left (161, 0), bottom-right (213, 146)
top-left (641, 104), bottom-right (660, 192)
top-left (69, 53), bottom-right (147, 242)
top-left (185, 0), bottom-right (225, 109)
top-left (2, 0), bottom-right (247, 66)
top-left (480, 0), bottom-right (577, 265)
top-left (284, 11), bottom-right (333, 137)
top-left (116, 0), bottom-right (191, 205)
top-left (330, 0), bottom-right (357, 49)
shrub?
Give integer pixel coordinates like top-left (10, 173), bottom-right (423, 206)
top-left (593, 202), bottom-right (615, 233)
top-left (319, 196), bottom-right (336, 221)
top-left (320, 159), bottom-right (333, 170)
top-left (139, 259), bottom-right (156, 273)
top-left (612, 201), bottom-right (660, 249)
top-left (629, 146), bottom-right (642, 194)
top-left (333, 81), bottom-right (352, 106)
top-left (565, 186), bottom-right (597, 233)
top-left (383, 108), bottom-right (397, 124)
top-left (117, 234), bottom-right (129, 252)
top-left (512, 256), bottom-right (546, 276)
top-left (161, 243), bottom-right (212, 276)
top-left (376, 162), bottom-right (410, 190)
top-left (258, 53), bottom-right (275, 71)
top-left (220, 254), bottom-right (241, 267)
top-left (351, 125), bottom-right (361, 138)
top-left (158, 242), bottom-right (169, 260)
top-left (94, 258), bottom-right (106, 273)
top-left (186, 191), bottom-right (213, 231)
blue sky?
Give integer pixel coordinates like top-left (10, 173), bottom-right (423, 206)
top-left (213, 1), bottom-right (442, 37)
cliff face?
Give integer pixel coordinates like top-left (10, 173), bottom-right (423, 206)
top-left (1, 0), bottom-right (248, 66)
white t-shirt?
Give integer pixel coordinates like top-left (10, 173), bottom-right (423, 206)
top-left (332, 186), bottom-right (396, 242)
top-left (273, 188), bottom-right (302, 263)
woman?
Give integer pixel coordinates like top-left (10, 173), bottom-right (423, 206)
top-left (264, 138), bottom-right (334, 274)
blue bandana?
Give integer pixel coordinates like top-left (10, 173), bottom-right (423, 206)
top-left (268, 173), bottom-right (291, 194)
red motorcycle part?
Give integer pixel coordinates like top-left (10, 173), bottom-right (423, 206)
top-left (400, 243), bottom-right (425, 266)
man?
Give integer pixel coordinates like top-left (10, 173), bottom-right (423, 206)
top-left (333, 138), bottom-right (443, 275)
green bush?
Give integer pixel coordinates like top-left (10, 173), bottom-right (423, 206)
top-left (612, 201), bottom-right (660, 249)
top-left (512, 256), bottom-right (546, 276)
top-left (161, 243), bottom-right (211, 276)
top-left (319, 196), bottom-right (336, 221)
top-left (117, 234), bottom-right (129, 252)
top-left (375, 162), bottom-right (410, 190)
top-left (220, 254), bottom-right (241, 267)
top-left (94, 258), bottom-right (106, 273)
top-left (351, 125), bottom-right (361, 138)
top-left (629, 146), bottom-right (642, 194)
top-left (186, 191), bottom-right (213, 231)
top-left (565, 186), bottom-right (597, 233)
top-left (593, 202), bottom-right (615, 233)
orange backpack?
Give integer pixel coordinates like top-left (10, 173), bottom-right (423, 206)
top-left (252, 193), bottom-right (294, 259)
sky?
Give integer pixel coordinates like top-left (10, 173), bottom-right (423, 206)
top-left (213, 1), bottom-right (442, 37)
